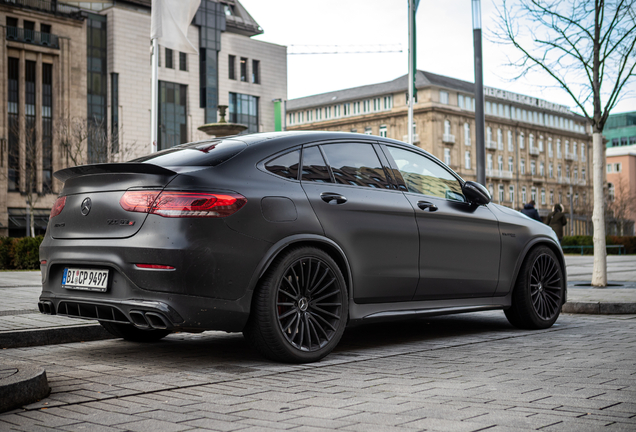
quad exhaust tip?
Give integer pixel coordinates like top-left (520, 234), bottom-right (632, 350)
top-left (38, 301), bottom-right (55, 315)
top-left (129, 310), bottom-right (169, 330)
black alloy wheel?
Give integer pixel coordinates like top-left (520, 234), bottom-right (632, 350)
top-left (244, 246), bottom-right (348, 363)
top-left (505, 246), bottom-right (564, 329)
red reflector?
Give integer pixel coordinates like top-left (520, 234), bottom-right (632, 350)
top-left (50, 196), bottom-right (66, 218)
top-left (135, 264), bottom-right (175, 270)
top-left (120, 191), bottom-right (246, 218)
top-left (40, 260), bottom-right (47, 265)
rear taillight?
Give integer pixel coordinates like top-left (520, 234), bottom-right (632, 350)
top-left (135, 264), bottom-right (175, 270)
top-left (50, 196), bottom-right (66, 218)
top-left (120, 191), bottom-right (246, 218)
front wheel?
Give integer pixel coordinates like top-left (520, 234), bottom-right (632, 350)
top-left (505, 246), bottom-right (564, 329)
top-left (243, 246), bottom-right (348, 363)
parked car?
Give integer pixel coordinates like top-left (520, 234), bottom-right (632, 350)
top-left (39, 131), bottom-right (566, 363)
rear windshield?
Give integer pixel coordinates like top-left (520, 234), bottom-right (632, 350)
top-left (131, 140), bottom-right (247, 167)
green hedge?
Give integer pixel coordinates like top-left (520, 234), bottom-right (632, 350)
top-left (562, 235), bottom-right (636, 254)
top-left (0, 236), bottom-right (44, 270)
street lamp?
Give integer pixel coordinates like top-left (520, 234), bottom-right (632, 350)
top-left (472, 0), bottom-right (486, 186)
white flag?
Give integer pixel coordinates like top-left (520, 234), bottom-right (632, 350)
top-left (150, 0), bottom-right (201, 54)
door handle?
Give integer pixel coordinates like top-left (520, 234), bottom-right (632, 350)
top-left (417, 201), bottom-right (438, 212)
top-left (320, 192), bottom-right (347, 205)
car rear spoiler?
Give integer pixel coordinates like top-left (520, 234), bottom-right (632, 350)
top-left (54, 163), bottom-right (177, 183)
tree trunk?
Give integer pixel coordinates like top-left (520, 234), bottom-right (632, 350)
top-left (592, 131), bottom-right (607, 286)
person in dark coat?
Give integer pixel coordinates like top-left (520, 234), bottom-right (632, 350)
top-left (546, 203), bottom-right (567, 241)
top-left (521, 200), bottom-right (542, 222)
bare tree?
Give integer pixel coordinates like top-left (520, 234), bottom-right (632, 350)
top-left (494, 0), bottom-right (636, 286)
top-left (606, 176), bottom-right (636, 236)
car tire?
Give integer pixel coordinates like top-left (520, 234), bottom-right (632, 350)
top-left (243, 246), bottom-right (348, 363)
top-left (505, 245), bottom-right (565, 330)
top-left (99, 321), bottom-right (171, 342)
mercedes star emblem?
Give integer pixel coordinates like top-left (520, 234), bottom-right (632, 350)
top-left (80, 197), bottom-right (92, 216)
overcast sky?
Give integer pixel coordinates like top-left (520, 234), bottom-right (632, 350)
top-left (239, 0), bottom-right (636, 115)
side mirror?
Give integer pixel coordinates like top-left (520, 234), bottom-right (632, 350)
top-left (462, 181), bottom-right (491, 205)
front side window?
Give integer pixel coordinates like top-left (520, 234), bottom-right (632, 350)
top-left (266, 150), bottom-right (299, 180)
top-left (386, 146), bottom-right (464, 201)
top-left (322, 143), bottom-right (390, 189)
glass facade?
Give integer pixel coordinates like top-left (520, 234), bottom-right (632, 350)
top-left (158, 81), bottom-right (188, 150)
top-left (43, 63), bottom-right (53, 193)
top-left (229, 92), bottom-right (259, 134)
top-left (111, 73), bottom-right (119, 154)
top-left (8, 57), bottom-right (19, 192)
top-left (87, 14), bottom-right (107, 163)
top-left (25, 60), bottom-right (36, 192)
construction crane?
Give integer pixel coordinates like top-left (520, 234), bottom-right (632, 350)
top-left (288, 44), bottom-right (403, 55)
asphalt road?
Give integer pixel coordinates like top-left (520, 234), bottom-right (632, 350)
top-left (1, 311), bottom-right (635, 431)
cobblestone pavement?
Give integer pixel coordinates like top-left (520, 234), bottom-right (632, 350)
top-left (1, 311), bottom-right (635, 431)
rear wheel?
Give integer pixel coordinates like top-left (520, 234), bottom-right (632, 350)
top-left (505, 246), bottom-right (564, 329)
top-left (99, 321), bottom-right (171, 342)
top-left (243, 246), bottom-right (348, 363)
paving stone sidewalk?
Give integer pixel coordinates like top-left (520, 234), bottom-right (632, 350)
top-left (1, 311), bottom-right (635, 431)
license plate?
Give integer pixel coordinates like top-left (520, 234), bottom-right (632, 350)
top-left (63, 268), bottom-right (109, 292)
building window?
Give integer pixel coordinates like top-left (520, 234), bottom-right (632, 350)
top-left (8, 57), bottom-right (19, 192)
top-left (608, 183), bottom-right (615, 201)
top-left (522, 187), bottom-right (527, 204)
top-left (363, 100), bottom-right (370, 113)
top-left (440, 90), bottom-right (449, 104)
top-left (582, 168), bottom-right (586, 180)
top-left (444, 148), bottom-right (451, 166)
top-left (252, 59), bottom-right (260, 84)
top-left (165, 48), bottom-right (174, 69)
top-left (540, 161), bottom-right (544, 176)
top-left (520, 158), bottom-right (526, 174)
top-left (43, 63), bottom-right (53, 193)
top-left (110, 72), bottom-right (119, 155)
top-left (508, 157), bottom-right (514, 173)
top-left (383, 96), bottom-right (393, 109)
top-left (550, 190), bottom-right (554, 204)
top-left (379, 125), bottom-right (387, 138)
top-left (240, 57), bottom-right (247, 82)
top-left (487, 153), bottom-right (493, 170)
top-left (465, 151), bottom-right (471, 169)
top-left (509, 185), bottom-right (515, 203)
top-left (179, 52), bottom-right (187, 71)
top-left (458, 94), bottom-right (464, 109)
top-left (464, 123), bottom-right (471, 145)
top-left (229, 92), bottom-right (259, 134)
top-left (87, 14), bottom-right (107, 163)
top-left (488, 184), bottom-right (494, 197)
top-left (364, 127), bottom-right (372, 135)
top-left (541, 188), bottom-right (546, 205)
top-left (581, 143), bottom-right (586, 158)
top-left (444, 120), bottom-right (451, 136)
top-left (497, 128), bottom-right (503, 149)
top-left (343, 103), bottom-right (351, 116)
top-left (499, 184), bottom-right (504, 203)
top-left (557, 140), bottom-right (562, 158)
top-left (519, 133), bottom-right (525, 149)
top-left (529, 134), bottom-right (534, 150)
top-left (497, 155), bottom-right (503, 171)
top-left (508, 130), bottom-right (513, 151)
top-left (531, 187), bottom-right (537, 203)
top-left (549, 163), bottom-right (553, 178)
top-left (228, 55), bottom-right (236, 79)
top-left (558, 164), bottom-right (562, 178)
top-left (574, 168), bottom-right (578, 180)
top-left (548, 139), bottom-right (553, 157)
top-left (614, 163), bottom-right (622, 172)
top-left (158, 82), bottom-right (188, 150)
top-left (487, 127), bottom-right (492, 144)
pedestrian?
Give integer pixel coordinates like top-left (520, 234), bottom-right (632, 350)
top-left (546, 203), bottom-right (567, 242)
top-left (521, 200), bottom-right (542, 222)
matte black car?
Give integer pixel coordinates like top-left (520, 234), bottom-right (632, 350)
top-left (39, 131), bottom-right (566, 363)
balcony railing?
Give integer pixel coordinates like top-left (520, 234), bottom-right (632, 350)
top-left (529, 147), bottom-right (540, 156)
top-left (485, 141), bottom-right (497, 150)
top-left (486, 169), bottom-right (513, 179)
top-left (442, 133), bottom-right (455, 144)
top-left (565, 152), bottom-right (578, 161)
top-left (5, 26), bottom-right (59, 48)
top-left (0, 0), bottom-right (81, 17)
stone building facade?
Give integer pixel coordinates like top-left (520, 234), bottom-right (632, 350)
top-left (287, 70), bottom-right (593, 226)
top-left (1, 0), bottom-right (287, 237)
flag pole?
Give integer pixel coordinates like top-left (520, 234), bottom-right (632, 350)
top-left (407, 0), bottom-right (414, 145)
top-left (150, 38), bottom-right (159, 153)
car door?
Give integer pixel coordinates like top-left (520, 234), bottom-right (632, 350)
top-left (300, 142), bottom-right (419, 303)
top-left (382, 145), bottom-right (501, 301)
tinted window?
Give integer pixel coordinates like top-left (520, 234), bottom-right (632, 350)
top-left (131, 140), bottom-right (246, 167)
top-left (301, 146), bottom-right (332, 183)
top-left (387, 146), bottom-right (465, 201)
top-left (266, 150), bottom-right (300, 180)
top-left (321, 143), bottom-right (390, 188)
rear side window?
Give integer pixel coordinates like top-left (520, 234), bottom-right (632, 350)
top-left (131, 140), bottom-right (246, 167)
top-left (321, 143), bottom-right (390, 188)
top-left (301, 146), bottom-right (332, 183)
top-left (265, 150), bottom-right (300, 180)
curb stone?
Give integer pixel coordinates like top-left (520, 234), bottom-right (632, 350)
top-left (562, 301), bottom-right (636, 314)
top-left (0, 324), bottom-right (114, 349)
top-left (0, 364), bottom-right (50, 413)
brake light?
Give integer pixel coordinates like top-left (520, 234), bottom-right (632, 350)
top-left (120, 191), bottom-right (246, 218)
top-left (135, 264), bottom-right (175, 270)
top-left (50, 196), bottom-right (66, 218)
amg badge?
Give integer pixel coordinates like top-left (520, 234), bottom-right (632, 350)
top-left (107, 219), bottom-right (135, 226)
